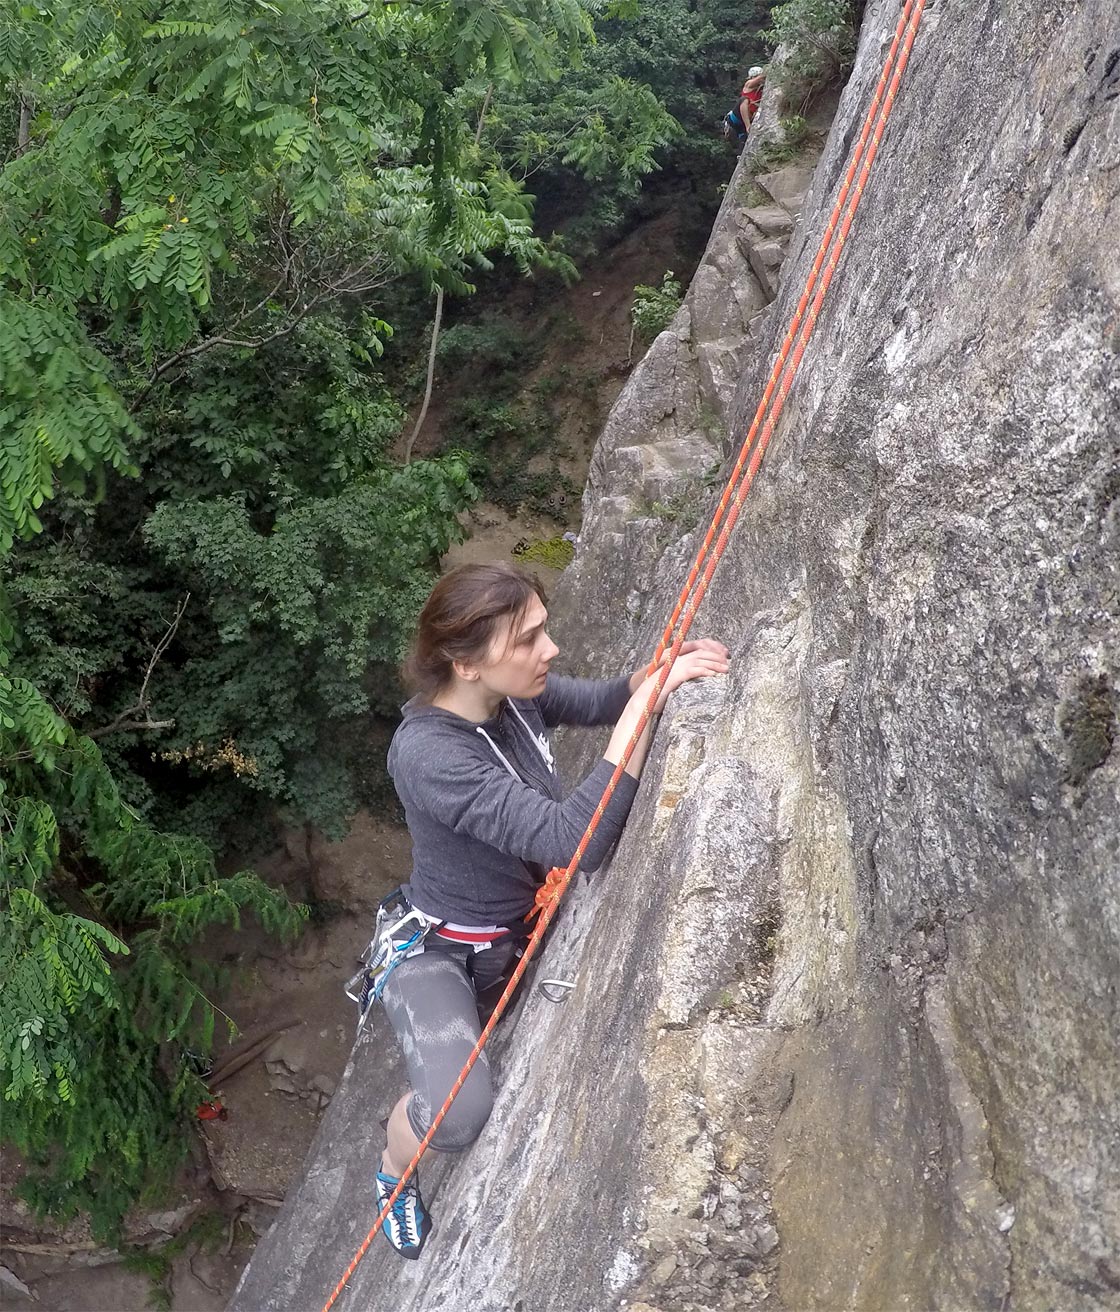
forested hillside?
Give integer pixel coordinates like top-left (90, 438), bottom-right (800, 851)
top-left (0, 0), bottom-right (779, 1241)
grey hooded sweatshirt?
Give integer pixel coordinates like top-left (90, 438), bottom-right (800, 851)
top-left (387, 673), bottom-right (640, 926)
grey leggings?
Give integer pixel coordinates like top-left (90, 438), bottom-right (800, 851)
top-left (380, 938), bottom-right (518, 1152)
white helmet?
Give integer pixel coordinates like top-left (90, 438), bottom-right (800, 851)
top-left (749, 65), bottom-right (764, 77)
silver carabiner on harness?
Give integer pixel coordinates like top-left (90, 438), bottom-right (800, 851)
top-left (345, 889), bottom-right (437, 1032)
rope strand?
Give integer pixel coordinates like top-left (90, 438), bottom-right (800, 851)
top-left (651, 0), bottom-right (924, 672)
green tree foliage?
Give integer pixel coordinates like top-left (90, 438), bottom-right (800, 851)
top-left (0, 0), bottom-right (600, 1233)
top-left (477, 0), bottom-right (774, 253)
top-left (1, 713), bottom-right (307, 1237)
top-left (420, 310), bottom-right (584, 520)
top-left (141, 446), bottom-right (477, 837)
top-left (762, 0), bottom-right (856, 94)
top-left (7, 316), bottom-right (478, 846)
top-left (631, 270), bottom-right (684, 342)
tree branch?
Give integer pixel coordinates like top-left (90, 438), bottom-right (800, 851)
top-left (474, 83), bottom-right (493, 149)
top-left (88, 595), bottom-right (189, 739)
top-left (130, 275), bottom-right (291, 410)
top-left (130, 234), bottom-right (393, 410)
top-left (516, 115), bottom-right (594, 181)
top-left (88, 717), bottom-right (176, 737)
top-left (17, 96), bottom-right (32, 153)
top-left (403, 286), bottom-right (444, 463)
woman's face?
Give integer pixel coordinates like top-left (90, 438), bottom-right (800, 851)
top-left (474, 596), bottom-right (559, 701)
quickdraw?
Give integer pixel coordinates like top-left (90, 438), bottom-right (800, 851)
top-left (344, 888), bottom-right (437, 1032)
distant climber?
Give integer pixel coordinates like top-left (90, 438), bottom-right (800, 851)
top-left (366, 562), bottom-right (729, 1258)
top-left (741, 66), bottom-right (767, 124)
top-left (723, 65), bottom-right (767, 143)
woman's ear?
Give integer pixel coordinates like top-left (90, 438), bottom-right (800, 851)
top-left (451, 657), bottom-right (481, 684)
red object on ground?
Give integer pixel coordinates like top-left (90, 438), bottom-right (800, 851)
top-left (196, 1099), bottom-right (228, 1122)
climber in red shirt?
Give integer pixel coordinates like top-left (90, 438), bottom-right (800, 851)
top-left (740, 66), bottom-right (766, 126)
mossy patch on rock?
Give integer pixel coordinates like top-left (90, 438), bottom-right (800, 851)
top-left (1058, 673), bottom-right (1116, 787)
top-left (512, 534), bottom-right (576, 570)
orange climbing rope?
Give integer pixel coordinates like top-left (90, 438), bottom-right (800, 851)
top-left (652, 0), bottom-right (927, 671)
top-left (320, 3), bottom-right (926, 1306)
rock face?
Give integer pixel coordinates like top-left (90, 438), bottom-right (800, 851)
top-left (231, 4), bottom-right (1119, 1311)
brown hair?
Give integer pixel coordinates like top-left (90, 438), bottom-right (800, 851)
top-left (403, 563), bottom-right (547, 699)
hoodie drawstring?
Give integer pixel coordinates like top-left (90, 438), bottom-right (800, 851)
top-left (476, 700), bottom-right (555, 781)
top-left (475, 726), bottom-right (521, 781)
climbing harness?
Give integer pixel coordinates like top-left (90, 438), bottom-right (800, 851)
top-left (345, 698), bottom-right (554, 1029)
top-left (345, 889), bottom-right (518, 1030)
top-left (722, 107), bottom-right (747, 142)
top-left (344, 888), bottom-right (438, 1031)
top-left (321, 1), bottom-right (928, 1303)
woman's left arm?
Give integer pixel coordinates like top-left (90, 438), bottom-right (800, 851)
top-left (535, 672), bottom-right (633, 728)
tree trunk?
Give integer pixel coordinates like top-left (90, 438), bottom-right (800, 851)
top-left (17, 96), bottom-right (31, 152)
top-left (474, 83), bottom-right (493, 149)
top-left (403, 286), bottom-right (444, 464)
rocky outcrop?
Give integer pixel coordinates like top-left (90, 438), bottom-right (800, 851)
top-left (232, 4), bottom-right (1119, 1310)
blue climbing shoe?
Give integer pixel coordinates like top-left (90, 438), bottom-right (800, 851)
top-left (375, 1168), bottom-right (431, 1259)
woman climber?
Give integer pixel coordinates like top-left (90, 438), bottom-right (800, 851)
top-left (740, 66), bottom-right (767, 125)
top-left (373, 562), bottom-right (729, 1257)
top-left (723, 65), bottom-right (767, 143)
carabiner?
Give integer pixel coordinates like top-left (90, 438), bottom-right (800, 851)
top-left (538, 978), bottom-right (576, 1003)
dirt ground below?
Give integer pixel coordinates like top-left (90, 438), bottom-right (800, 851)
top-left (1, 198), bottom-right (713, 1312)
